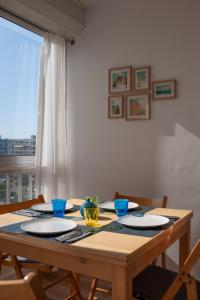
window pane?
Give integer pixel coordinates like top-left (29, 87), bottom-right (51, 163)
top-left (0, 17), bottom-right (43, 155)
top-left (10, 174), bottom-right (18, 203)
top-left (0, 173), bottom-right (36, 204)
top-left (0, 175), bottom-right (6, 204)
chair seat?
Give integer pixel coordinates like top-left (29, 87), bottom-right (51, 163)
top-left (14, 256), bottom-right (37, 263)
top-left (4, 255), bottom-right (43, 264)
top-left (2, 254), bottom-right (51, 272)
top-left (133, 265), bottom-right (200, 300)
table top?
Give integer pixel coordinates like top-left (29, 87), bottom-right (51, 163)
top-left (0, 199), bottom-right (193, 265)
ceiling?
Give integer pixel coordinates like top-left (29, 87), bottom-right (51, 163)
top-left (83, 0), bottom-right (103, 5)
top-left (76, 0), bottom-right (104, 8)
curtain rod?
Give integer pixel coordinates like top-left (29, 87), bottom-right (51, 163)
top-left (0, 6), bottom-right (76, 45)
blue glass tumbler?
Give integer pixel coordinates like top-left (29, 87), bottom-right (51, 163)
top-left (51, 199), bottom-right (66, 218)
top-left (114, 199), bottom-right (128, 217)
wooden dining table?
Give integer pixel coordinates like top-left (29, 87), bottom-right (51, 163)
top-left (0, 199), bottom-right (193, 300)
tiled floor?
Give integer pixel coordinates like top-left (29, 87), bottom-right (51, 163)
top-left (1, 266), bottom-right (111, 300)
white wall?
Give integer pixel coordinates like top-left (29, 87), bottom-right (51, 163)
top-left (67, 0), bottom-right (200, 276)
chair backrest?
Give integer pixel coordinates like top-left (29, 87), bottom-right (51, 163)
top-left (0, 272), bottom-right (48, 300)
top-left (113, 192), bottom-right (168, 208)
top-left (163, 239), bottom-right (200, 300)
top-left (0, 195), bottom-right (45, 215)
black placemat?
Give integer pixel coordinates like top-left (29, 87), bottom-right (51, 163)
top-left (0, 206), bottom-right (180, 243)
top-left (13, 204), bottom-right (81, 218)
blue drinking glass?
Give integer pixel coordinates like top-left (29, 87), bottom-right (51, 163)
top-left (51, 199), bottom-right (66, 218)
top-left (114, 199), bottom-right (128, 217)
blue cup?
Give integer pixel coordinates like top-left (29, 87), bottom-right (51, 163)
top-left (51, 199), bottom-right (66, 218)
top-left (114, 199), bottom-right (128, 217)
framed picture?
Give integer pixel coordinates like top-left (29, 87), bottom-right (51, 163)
top-left (108, 95), bottom-right (124, 119)
top-left (152, 79), bottom-right (177, 100)
top-left (133, 66), bottom-right (151, 92)
top-left (109, 66), bottom-right (132, 94)
top-left (125, 93), bottom-right (150, 120)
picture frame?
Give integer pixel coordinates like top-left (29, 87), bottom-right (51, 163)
top-left (133, 66), bottom-right (151, 92)
top-left (152, 79), bottom-right (177, 100)
top-left (108, 95), bottom-right (124, 119)
top-left (109, 66), bottom-right (132, 94)
top-left (125, 93), bottom-right (150, 120)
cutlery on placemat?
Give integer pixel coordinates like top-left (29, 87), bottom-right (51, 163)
top-left (146, 214), bottom-right (179, 220)
top-left (55, 230), bottom-right (92, 243)
top-left (158, 215), bottom-right (179, 220)
top-left (14, 210), bottom-right (42, 216)
top-left (14, 210), bottom-right (52, 218)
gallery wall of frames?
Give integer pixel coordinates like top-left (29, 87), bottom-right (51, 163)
top-left (108, 66), bottom-right (177, 120)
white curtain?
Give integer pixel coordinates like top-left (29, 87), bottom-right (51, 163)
top-left (35, 33), bottom-right (69, 202)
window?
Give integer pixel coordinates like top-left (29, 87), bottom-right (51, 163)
top-left (0, 17), bottom-right (43, 155)
top-left (0, 16), bottom-right (43, 203)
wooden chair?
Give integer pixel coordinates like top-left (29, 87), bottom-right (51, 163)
top-left (113, 191), bottom-right (168, 209)
top-left (0, 195), bottom-right (51, 279)
top-left (88, 192), bottom-right (168, 300)
top-left (0, 271), bottom-right (82, 300)
top-left (113, 192), bottom-right (168, 268)
top-left (133, 239), bottom-right (200, 300)
top-left (114, 192), bottom-right (168, 267)
top-left (0, 195), bottom-right (83, 300)
top-left (0, 195), bottom-right (45, 215)
top-left (0, 272), bottom-right (48, 300)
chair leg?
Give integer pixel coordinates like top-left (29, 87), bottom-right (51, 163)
top-left (161, 252), bottom-right (166, 268)
top-left (186, 277), bottom-right (198, 300)
top-left (152, 252), bottom-right (166, 268)
top-left (10, 255), bottom-right (24, 279)
top-left (152, 258), bottom-right (157, 265)
top-left (42, 272), bottom-right (69, 290)
top-left (88, 278), bottom-right (98, 300)
top-left (0, 253), bottom-right (3, 276)
top-left (67, 271), bottom-right (83, 300)
top-left (74, 273), bottom-right (80, 287)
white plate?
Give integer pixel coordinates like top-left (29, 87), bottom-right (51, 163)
top-left (20, 218), bottom-right (77, 235)
top-left (31, 203), bottom-right (73, 213)
top-left (99, 201), bottom-right (139, 211)
top-left (117, 214), bottom-right (169, 228)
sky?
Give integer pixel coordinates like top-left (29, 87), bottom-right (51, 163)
top-left (0, 17), bottom-right (43, 139)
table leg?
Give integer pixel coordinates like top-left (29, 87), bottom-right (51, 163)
top-left (179, 220), bottom-right (191, 268)
top-left (111, 265), bottom-right (133, 300)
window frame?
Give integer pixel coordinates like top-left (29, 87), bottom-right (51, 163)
top-left (0, 8), bottom-right (45, 38)
top-left (0, 156), bottom-right (35, 172)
